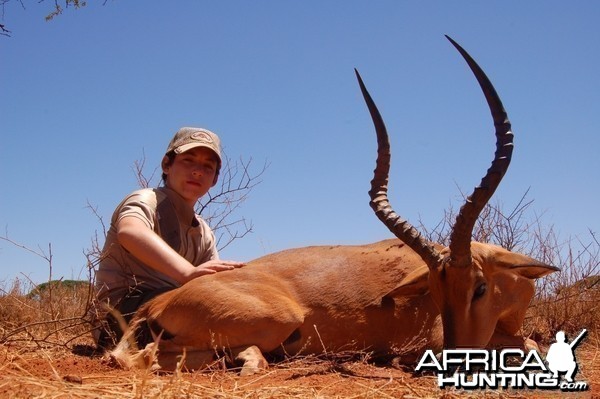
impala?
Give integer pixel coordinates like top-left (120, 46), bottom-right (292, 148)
top-left (112, 36), bottom-right (558, 375)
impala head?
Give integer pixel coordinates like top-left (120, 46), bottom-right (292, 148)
top-left (357, 36), bottom-right (558, 349)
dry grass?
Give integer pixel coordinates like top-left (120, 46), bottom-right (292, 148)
top-left (2, 341), bottom-right (596, 398)
top-left (523, 228), bottom-right (600, 346)
top-left (0, 279), bottom-right (93, 349)
top-left (1, 259), bottom-right (598, 398)
top-left (2, 352), bottom-right (599, 399)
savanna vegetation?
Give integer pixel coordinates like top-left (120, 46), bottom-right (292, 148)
top-left (1, 187), bottom-right (597, 398)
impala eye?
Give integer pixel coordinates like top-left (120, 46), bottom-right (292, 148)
top-left (473, 282), bottom-right (487, 301)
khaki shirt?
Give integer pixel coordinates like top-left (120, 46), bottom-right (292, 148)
top-left (94, 186), bottom-right (218, 310)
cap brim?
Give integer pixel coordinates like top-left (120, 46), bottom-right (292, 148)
top-left (174, 143), bottom-right (222, 162)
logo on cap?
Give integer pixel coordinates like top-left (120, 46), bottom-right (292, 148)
top-left (191, 131), bottom-right (214, 144)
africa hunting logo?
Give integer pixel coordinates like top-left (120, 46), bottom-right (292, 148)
top-left (415, 329), bottom-right (588, 391)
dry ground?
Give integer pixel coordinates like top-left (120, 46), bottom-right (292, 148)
top-left (0, 337), bottom-right (598, 398)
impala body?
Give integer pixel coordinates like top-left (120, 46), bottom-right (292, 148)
top-left (112, 37), bottom-right (558, 374)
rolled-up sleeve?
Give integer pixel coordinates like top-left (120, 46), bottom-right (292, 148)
top-left (114, 191), bottom-right (158, 231)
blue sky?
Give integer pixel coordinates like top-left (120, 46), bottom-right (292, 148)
top-left (1, 1), bottom-right (599, 285)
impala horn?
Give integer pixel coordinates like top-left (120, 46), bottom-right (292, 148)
top-left (355, 69), bottom-right (443, 270)
top-left (445, 35), bottom-right (514, 268)
top-left (357, 35), bottom-right (513, 270)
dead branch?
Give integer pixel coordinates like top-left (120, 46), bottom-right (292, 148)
top-left (198, 155), bottom-right (268, 251)
top-left (0, 23), bottom-right (11, 36)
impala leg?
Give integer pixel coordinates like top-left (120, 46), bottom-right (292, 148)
top-left (152, 343), bottom-right (268, 375)
top-left (487, 330), bottom-right (539, 352)
top-left (153, 346), bottom-right (216, 371)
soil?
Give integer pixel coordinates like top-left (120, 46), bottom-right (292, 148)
top-left (1, 341), bottom-right (598, 398)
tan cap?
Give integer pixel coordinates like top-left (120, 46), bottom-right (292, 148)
top-left (166, 127), bottom-right (222, 164)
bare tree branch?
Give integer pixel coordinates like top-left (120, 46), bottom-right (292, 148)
top-left (131, 148), bottom-right (158, 189)
top-left (418, 188), bottom-right (536, 252)
top-left (197, 154), bottom-right (268, 251)
top-left (1, 0), bottom-right (89, 36)
top-left (0, 23), bottom-right (11, 36)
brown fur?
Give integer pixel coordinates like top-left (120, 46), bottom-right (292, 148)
top-left (114, 239), bottom-right (556, 371)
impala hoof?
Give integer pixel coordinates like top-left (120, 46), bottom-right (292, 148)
top-left (524, 338), bottom-right (541, 353)
top-left (236, 345), bottom-right (269, 376)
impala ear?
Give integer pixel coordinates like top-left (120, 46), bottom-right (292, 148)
top-left (511, 261), bottom-right (560, 279)
top-left (385, 264), bottom-right (430, 298)
top-left (492, 250), bottom-right (560, 279)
